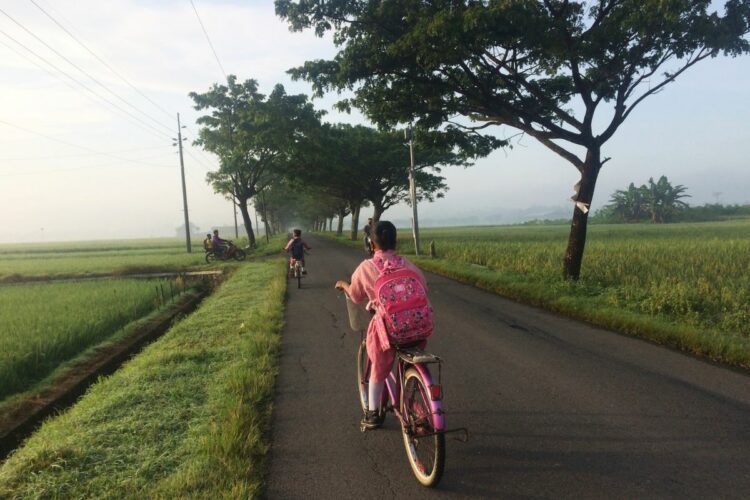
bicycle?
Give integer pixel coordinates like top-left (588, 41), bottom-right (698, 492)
top-left (364, 235), bottom-right (374, 257)
top-left (288, 257), bottom-right (303, 289)
top-left (344, 294), bottom-right (467, 487)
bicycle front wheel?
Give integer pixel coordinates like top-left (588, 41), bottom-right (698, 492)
top-left (401, 367), bottom-right (445, 487)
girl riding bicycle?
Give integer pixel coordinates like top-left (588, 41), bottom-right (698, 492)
top-left (335, 220), bottom-right (432, 429)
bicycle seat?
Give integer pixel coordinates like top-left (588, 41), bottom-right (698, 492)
top-left (396, 347), bottom-right (441, 364)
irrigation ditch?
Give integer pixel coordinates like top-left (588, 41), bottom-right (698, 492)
top-left (0, 270), bottom-right (224, 460)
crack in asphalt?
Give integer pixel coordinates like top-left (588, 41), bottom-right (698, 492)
top-left (321, 303), bottom-right (348, 344)
top-left (362, 433), bottom-right (397, 497)
top-left (297, 355), bottom-right (308, 380)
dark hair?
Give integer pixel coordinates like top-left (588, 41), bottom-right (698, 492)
top-left (372, 221), bottom-right (397, 250)
top-left (293, 228), bottom-right (302, 237)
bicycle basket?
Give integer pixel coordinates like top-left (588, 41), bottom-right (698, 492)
top-left (346, 294), bottom-right (372, 331)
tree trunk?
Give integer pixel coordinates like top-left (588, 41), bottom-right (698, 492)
top-left (372, 203), bottom-right (385, 224)
top-left (349, 203), bottom-right (361, 241)
top-left (336, 209), bottom-right (345, 236)
top-left (328, 217), bottom-right (333, 232)
top-left (562, 147), bottom-right (601, 281)
top-left (238, 200), bottom-right (256, 248)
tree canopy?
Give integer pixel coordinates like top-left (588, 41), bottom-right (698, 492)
top-left (276, 0), bottom-right (750, 278)
top-left (190, 75), bottom-right (321, 245)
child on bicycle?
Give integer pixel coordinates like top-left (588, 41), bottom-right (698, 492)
top-left (335, 220), bottom-right (431, 429)
top-left (284, 229), bottom-right (311, 275)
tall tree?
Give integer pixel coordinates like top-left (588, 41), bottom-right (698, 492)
top-left (276, 0), bottom-right (750, 279)
top-left (352, 127), bottom-right (466, 223)
top-left (190, 75), bottom-right (320, 246)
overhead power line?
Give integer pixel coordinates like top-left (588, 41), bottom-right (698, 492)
top-left (0, 144), bottom-right (170, 161)
top-left (27, 0), bottom-right (177, 122)
top-left (0, 33), bottom-right (80, 93)
top-left (189, 0), bottom-right (228, 80)
top-left (0, 6), bottom-right (174, 136)
top-left (184, 148), bottom-right (214, 172)
top-left (0, 27), bottom-right (173, 141)
top-left (0, 155), bottom-right (175, 178)
top-left (0, 119), bottom-right (173, 167)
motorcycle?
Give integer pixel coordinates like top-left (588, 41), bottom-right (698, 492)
top-left (205, 241), bottom-right (246, 263)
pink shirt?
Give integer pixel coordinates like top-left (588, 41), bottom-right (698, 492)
top-left (348, 250), bottom-right (428, 306)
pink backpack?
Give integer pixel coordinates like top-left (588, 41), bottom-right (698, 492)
top-left (370, 255), bottom-right (433, 347)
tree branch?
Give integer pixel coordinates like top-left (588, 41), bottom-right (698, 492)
top-left (621, 48), bottom-right (712, 123)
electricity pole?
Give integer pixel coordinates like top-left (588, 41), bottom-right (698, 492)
top-left (405, 127), bottom-right (420, 255)
top-left (175, 113), bottom-right (191, 253)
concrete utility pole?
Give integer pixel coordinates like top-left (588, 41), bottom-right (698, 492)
top-left (175, 113), bottom-right (191, 253)
top-left (405, 127), bottom-right (420, 255)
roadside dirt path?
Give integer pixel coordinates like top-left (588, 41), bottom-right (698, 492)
top-left (267, 235), bottom-right (750, 498)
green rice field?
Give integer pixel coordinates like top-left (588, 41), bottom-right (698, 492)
top-left (0, 279), bottom-right (173, 401)
top-left (409, 220), bottom-right (750, 333)
top-left (0, 239), bottom-right (206, 280)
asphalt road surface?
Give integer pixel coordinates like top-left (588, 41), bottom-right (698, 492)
top-left (267, 235), bottom-right (750, 499)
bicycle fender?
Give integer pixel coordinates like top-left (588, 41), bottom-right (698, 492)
top-left (412, 363), bottom-right (445, 431)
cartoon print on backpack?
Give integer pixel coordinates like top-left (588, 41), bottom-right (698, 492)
top-left (371, 255), bottom-right (433, 345)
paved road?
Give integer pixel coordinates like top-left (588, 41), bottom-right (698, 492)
top-left (267, 235), bottom-right (750, 499)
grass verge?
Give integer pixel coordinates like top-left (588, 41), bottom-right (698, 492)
top-left (0, 260), bottom-right (286, 498)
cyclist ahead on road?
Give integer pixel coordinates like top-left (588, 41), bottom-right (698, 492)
top-left (284, 229), bottom-right (311, 275)
top-left (336, 220), bottom-right (433, 430)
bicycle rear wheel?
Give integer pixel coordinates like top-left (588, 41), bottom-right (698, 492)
top-left (401, 367), bottom-right (445, 487)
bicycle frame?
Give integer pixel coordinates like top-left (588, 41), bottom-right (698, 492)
top-left (363, 333), bottom-right (445, 432)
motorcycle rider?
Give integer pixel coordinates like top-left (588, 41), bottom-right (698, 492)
top-left (211, 229), bottom-right (230, 257)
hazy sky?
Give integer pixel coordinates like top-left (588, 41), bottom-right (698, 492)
top-left (1, 0), bottom-right (748, 243)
